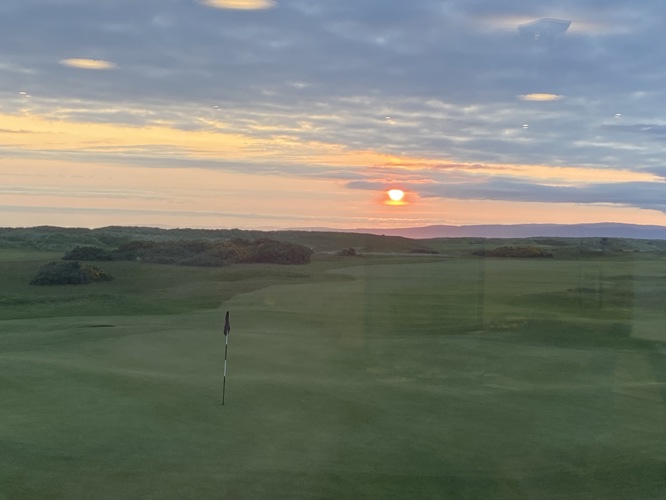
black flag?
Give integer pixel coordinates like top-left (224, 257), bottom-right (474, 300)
top-left (224, 311), bottom-right (231, 336)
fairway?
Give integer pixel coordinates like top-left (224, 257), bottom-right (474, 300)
top-left (2, 252), bottom-right (666, 498)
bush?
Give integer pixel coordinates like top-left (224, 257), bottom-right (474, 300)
top-left (113, 240), bottom-right (157, 260)
top-left (236, 239), bottom-right (313, 264)
top-left (108, 238), bottom-right (312, 266)
top-left (181, 247), bottom-right (236, 267)
top-left (63, 245), bottom-right (114, 261)
top-left (474, 246), bottom-right (553, 258)
top-left (409, 248), bottom-right (439, 254)
top-left (338, 248), bottom-right (357, 256)
top-left (29, 261), bottom-right (114, 286)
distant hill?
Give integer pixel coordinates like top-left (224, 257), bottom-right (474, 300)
top-left (3, 224), bottom-right (666, 259)
top-left (0, 226), bottom-right (431, 254)
top-left (348, 223), bottom-right (666, 240)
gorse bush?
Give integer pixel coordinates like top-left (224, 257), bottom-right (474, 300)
top-left (29, 261), bottom-right (114, 285)
top-left (63, 245), bottom-right (114, 261)
top-left (409, 248), bottom-right (439, 254)
top-left (234, 238), bottom-right (313, 264)
top-left (474, 246), bottom-right (554, 258)
top-left (338, 247), bottom-right (358, 256)
top-left (112, 238), bottom-right (313, 266)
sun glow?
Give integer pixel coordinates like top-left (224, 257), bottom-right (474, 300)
top-left (388, 189), bottom-right (405, 202)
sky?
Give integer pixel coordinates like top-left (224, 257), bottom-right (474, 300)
top-left (2, 0), bottom-right (666, 230)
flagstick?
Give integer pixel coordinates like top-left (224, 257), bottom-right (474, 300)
top-left (222, 332), bottom-right (229, 405)
top-left (222, 311), bottom-right (231, 405)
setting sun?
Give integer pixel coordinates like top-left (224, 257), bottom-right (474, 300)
top-left (388, 189), bottom-right (405, 202)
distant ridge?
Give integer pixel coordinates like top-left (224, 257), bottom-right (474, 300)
top-left (347, 223), bottom-right (666, 240)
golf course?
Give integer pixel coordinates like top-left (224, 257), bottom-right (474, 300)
top-left (2, 231), bottom-right (666, 499)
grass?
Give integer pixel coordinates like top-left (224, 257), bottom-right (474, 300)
top-left (2, 249), bottom-right (666, 498)
top-left (0, 250), bottom-right (351, 320)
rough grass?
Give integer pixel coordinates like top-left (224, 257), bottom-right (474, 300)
top-left (0, 251), bottom-right (349, 321)
top-left (2, 251), bottom-right (666, 499)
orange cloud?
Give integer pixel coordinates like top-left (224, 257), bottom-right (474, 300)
top-left (0, 111), bottom-right (658, 189)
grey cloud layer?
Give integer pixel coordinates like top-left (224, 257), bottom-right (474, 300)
top-left (5, 0), bottom-right (663, 104)
top-left (348, 178), bottom-right (666, 213)
top-left (1, 0), bottom-right (665, 211)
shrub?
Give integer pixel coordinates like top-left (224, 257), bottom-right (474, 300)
top-left (474, 246), bottom-right (553, 258)
top-left (338, 248), bottom-right (358, 256)
top-left (112, 240), bottom-right (157, 261)
top-left (81, 264), bottom-right (115, 283)
top-left (181, 247), bottom-right (236, 267)
top-left (108, 238), bottom-right (312, 266)
top-left (409, 248), bottom-right (439, 254)
top-left (29, 261), bottom-right (114, 286)
top-left (63, 245), bottom-right (114, 261)
top-left (237, 239), bottom-right (313, 264)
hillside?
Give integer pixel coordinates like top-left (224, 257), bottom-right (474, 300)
top-left (0, 226), bottom-right (436, 255)
top-left (2, 226), bottom-right (666, 259)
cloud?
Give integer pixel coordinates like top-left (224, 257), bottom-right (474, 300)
top-left (519, 93), bottom-right (564, 101)
top-left (59, 58), bottom-right (117, 70)
top-left (199, 0), bottom-right (276, 10)
top-left (0, 204), bottom-right (324, 221)
top-left (603, 123), bottom-right (666, 137)
top-left (0, 185), bottom-right (166, 200)
top-left (348, 177), bottom-right (666, 213)
top-left (2, 0), bottom-right (666, 227)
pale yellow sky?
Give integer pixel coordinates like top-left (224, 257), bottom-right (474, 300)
top-left (3, 103), bottom-right (666, 230)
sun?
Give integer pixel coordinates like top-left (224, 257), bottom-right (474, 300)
top-left (387, 189), bottom-right (405, 202)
